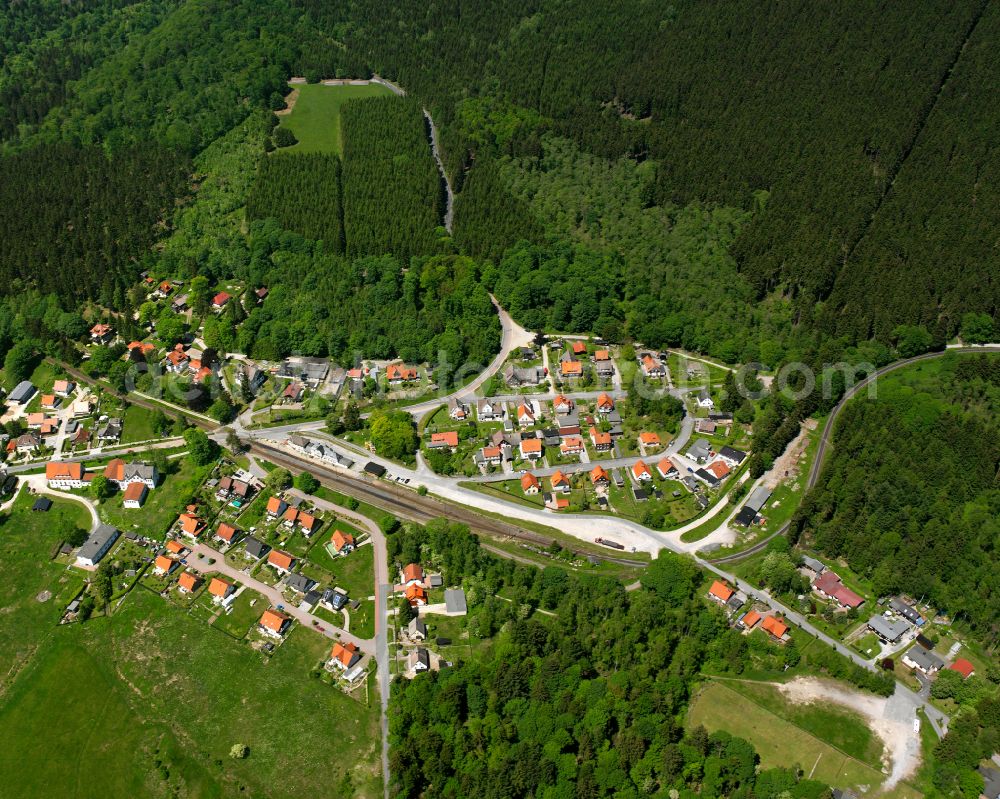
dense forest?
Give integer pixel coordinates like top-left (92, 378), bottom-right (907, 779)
top-left (792, 354), bottom-right (1000, 640)
top-left (0, 142), bottom-right (190, 301)
top-left (388, 520), bottom-right (836, 798)
top-left (246, 152), bottom-right (344, 251)
top-left (225, 221), bottom-right (499, 370)
top-left (340, 96), bottom-right (444, 259)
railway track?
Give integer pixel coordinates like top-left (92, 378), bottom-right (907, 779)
top-left (251, 442), bottom-right (648, 568)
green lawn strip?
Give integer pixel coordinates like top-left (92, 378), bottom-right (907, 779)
top-left (210, 587), bottom-right (267, 640)
top-left (276, 82), bottom-right (394, 155)
top-left (120, 403), bottom-right (159, 443)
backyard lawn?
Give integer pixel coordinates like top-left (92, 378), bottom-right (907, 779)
top-left (98, 457), bottom-right (212, 537)
top-left (121, 403), bottom-right (160, 443)
top-left (210, 587), bottom-right (268, 640)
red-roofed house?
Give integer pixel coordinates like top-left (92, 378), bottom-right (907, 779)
top-left (544, 493), bottom-right (570, 511)
top-left (259, 608), bottom-right (291, 637)
top-left (46, 461), bottom-right (88, 489)
top-left (208, 577), bottom-right (235, 602)
top-left (177, 571), bottom-right (201, 594)
top-left (948, 659), bottom-right (975, 679)
top-left (165, 540), bottom-right (186, 555)
top-left (708, 580), bottom-right (734, 604)
top-left (520, 438), bottom-right (543, 460)
top-left (560, 360), bottom-right (583, 379)
top-left (266, 496), bottom-right (288, 517)
top-left (521, 472), bottom-right (540, 495)
top-left (402, 564), bottom-right (424, 586)
top-left (329, 642), bottom-right (360, 670)
top-left (154, 554), bottom-right (176, 575)
top-left (386, 363), bottom-right (418, 383)
top-left (212, 291), bottom-right (231, 309)
top-left (90, 322), bottom-right (114, 343)
top-left (550, 470), bottom-right (571, 493)
top-left (706, 460), bottom-right (731, 481)
top-left (639, 431), bottom-right (662, 450)
top-left (215, 523), bottom-right (238, 544)
top-left (267, 549), bottom-right (294, 574)
top-left (428, 431), bottom-right (459, 452)
top-left (405, 584), bottom-right (427, 606)
top-left (740, 610), bottom-right (762, 629)
top-left (178, 513), bottom-right (204, 539)
top-left (122, 482), bottom-right (148, 508)
top-left (641, 355), bottom-right (665, 378)
top-left (596, 392), bottom-right (615, 413)
top-left (571, 341), bottom-right (587, 355)
top-left (813, 571), bottom-right (865, 609)
top-left (552, 395), bottom-right (574, 415)
top-left (761, 616), bottom-right (789, 640)
top-left (297, 512), bottom-right (318, 536)
top-left (631, 460), bottom-right (652, 481)
top-left (331, 529), bottom-right (355, 553)
top-left (657, 458), bottom-right (677, 479)
top-left (560, 436), bottom-right (584, 456)
top-left (590, 465), bottom-right (609, 486)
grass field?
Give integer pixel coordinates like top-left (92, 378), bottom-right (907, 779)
top-left (121, 403), bottom-right (159, 443)
top-left (0, 589), bottom-right (382, 799)
top-left (0, 489), bottom-right (89, 687)
top-left (688, 681), bottom-right (920, 798)
top-left (210, 587), bottom-right (266, 640)
top-left (275, 83), bottom-right (394, 156)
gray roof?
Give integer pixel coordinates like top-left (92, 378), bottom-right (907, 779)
top-left (904, 645), bottom-right (944, 672)
top-left (411, 647), bottom-right (431, 668)
top-left (978, 766), bottom-right (1000, 799)
top-left (444, 588), bottom-right (467, 614)
top-left (890, 598), bottom-right (924, 624)
top-left (8, 381), bottom-right (35, 403)
top-left (801, 556), bottom-right (826, 573)
top-left (77, 524), bottom-right (119, 563)
top-left (408, 617), bottom-right (427, 636)
top-left (123, 462), bottom-right (156, 481)
top-left (284, 573), bottom-right (315, 593)
top-left (279, 356), bottom-right (329, 382)
top-left (244, 536), bottom-right (268, 558)
top-left (743, 486), bottom-right (772, 513)
top-left (868, 614), bottom-right (909, 641)
top-left (688, 438), bottom-right (712, 460)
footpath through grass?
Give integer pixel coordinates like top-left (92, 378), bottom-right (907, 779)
top-left (276, 83), bottom-right (394, 155)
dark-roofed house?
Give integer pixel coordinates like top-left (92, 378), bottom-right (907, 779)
top-left (867, 614), bottom-right (909, 643)
top-left (687, 438), bottom-right (712, 463)
top-left (284, 573), bottom-right (316, 594)
top-left (9, 381), bottom-right (36, 405)
top-left (244, 536), bottom-right (269, 559)
top-left (408, 617), bottom-right (427, 641)
top-left (735, 486), bottom-right (772, 527)
top-left (901, 645), bottom-right (944, 675)
top-left (408, 647), bottom-right (431, 673)
top-left (801, 556), bottom-right (826, 574)
top-left (32, 497), bottom-right (52, 512)
top-left (444, 588), bottom-right (467, 615)
top-left (364, 461), bottom-right (386, 477)
top-left (717, 445), bottom-right (747, 466)
top-left (76, 524), bottom-right (119, 567)
top-left (889, 598), bottom-right (925, 626)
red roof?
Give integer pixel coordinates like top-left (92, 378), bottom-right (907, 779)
top-left (212, 291), bottom-right (231, 306)
top-left (553, 395), bottom-right (573, 410)
top-left (405, 584), bottom-right (427, 604)
top-left (46, 462), bottom-right (85, 481)
top-left (639, 431), bottom-right (661, 446)
top-left (403, 563), bottom-right (423, 583)
top-left (521, 438), bottom-right (542, 454)
top-left (590, 465), bottom-right (608, 484)
top-left (631, 460), bottom-right (651, 479)
top-left (741, 610), bottom-right (761, 628)
top-left (331, 529), bottom-right (354, 552)
top-left (208, 577), bottom-right (234, 597)
top-left (260, 608), bottom-right (289, 633)
top-left (657, 457), bottom-right (676, 476)
top-left (178, 571), bottom-right (200, 592)
top-left (330, 641), bottom-right (359, 667)
top-left (431, 431), bottom-right (459, 448)
top-left (560, 360), bottom-right (583, 376)
top-left (268, 550), bottom-right (294, 570)
top-left (122, 482), bottom-right (147, 503)
top-left (594, 349), bottom-right (610, 361)
top-left (550, 470), bottom-right (570, 488)
top-left (266, 496), bottom-right (286, 515)
top-left (297, 512), bottom-right (317, 532)
top-left (216, 523), bottom-right (237, 542)
top-left (571, 341), bottom-right (586, 354)
top-left (521, 473), bottom-right (539, 491)
top-left (761, 616), bottom-right (789, 638)
top-left (165, 540), bottom-right (185, 554)
top-left (103, 458), bottom-right (125, 481)
top-left (948, 658), bottom-right (975, 679)
top-left (709, 580), bottom-right (734, 602)
top-left (706, 460), bottom-right (731, 479)
top-left (154, 555), bottom-right (175, 573)
top-left (596, 392), bottom-right (614, 410)
top-left (386, 363), bottom-right (418, 381)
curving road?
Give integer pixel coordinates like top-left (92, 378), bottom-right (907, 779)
top-left (712, 344), bottom-right (1000, 564)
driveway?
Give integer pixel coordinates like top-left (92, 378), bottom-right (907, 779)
top-left (185, 541), bottom-right (372, 654)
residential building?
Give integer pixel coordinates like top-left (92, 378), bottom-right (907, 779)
top-left (240, 363), bottom-right (268, 395)
top-left (640, 355), bottom-right (665, 378)
top-left (165, 540), bottom-right (186, 555)
top-left (90, 322), bottom-right (114, 343)
top-left (405, 584), bottom-right (427, 606)
top-left (477, 398), bottom-right (506, 422)
top-left (46, 461), bottom-right (89, 489)
top-left (178, 513), bottom-right (204, 539)
top-left (639, 431), bottom-right (661, 450)
top-left (153, 554), bottom-right (176, 575)
top-left (177, 571), bottom-right (201, 594)
top-left (735, 486), bottom-right (772, 526)
top-left (521, 472), bottom-right (540, 495)
top-left (867, 614), bottom-right (909, 643)
top-left (889, 598), bottom-right (925, 626)
top-left (656, 458), bottom-right (677, 479)
top-left (739, 610), bottom-right (761, 629)
top-left (520, 437), bottom-right (543, 460)
top-left (208, 577), bottom-right (235, 602)
top-left (552, 395), bottom-right (574, 415)
top-left (761, 616), bottom-right (789, 640)
top-left (268, 550), bottom-right (295, 574)
top-left (284, 573), bottom-right (316, 594)
top-left (75, 524), bottom-right (119, 567)
top-left (697, 388), bottom-right (714, 408)
top-left (259, 608), bottom-right (291, 637)
top-left (505, 364), bottom-right (545, 387)
top-left (122, 482), bottom-right (148, 508)
top-left (402, 564), bottom-right (424, 586)
top-left (717, 446), bottom-right (747, 466)
top-left (386, 363), bottom-right (418, 383)
top-left (277, 356), bottom-right (330, 386)
top-left (244, 536), bottom-right (268, 559)
top-left (266, 496), bottom-right (288, 517)
top-left (902, 646), bottom-right (944, 675)
top-left (705, 460), bottom-right (731, 481)
top-left (95, 418), bottom-right (122, 442)
top-left (801, 556), bottom-right (826, 574)
top-left (212, 291), bottom-right (231, 309)
top-left (590, 465), bottom-right (609, 486)
top-left (687, 438), bottom-right (712, 463)
top-left (589, 427), bottom-right (613, 452)
top-left (408, 647), bottom-right (431, 673)
top-left (544, 492), bottom-right (569, 510)
top-left (631, 460), bottom-right (652, 482)
top-left (708, 580), bottom-right (734, 605)
top-left (550, 470), bottom-right (571, 493)
top-left (215, 523), bottom-right (239, 544)
top-left (477, 445), bottom-right (503, 467)
top-left (53, 379), bottom-right (75, 397)
top-left (559, 360), bottom-right (583, 379)
top-left (329, 642), bottom-right (361, 670)
top-left (428, 431), bottom-right (459, 452)
top-left (515, 403), bottom-right (537, 426)
top-left (560, 436), bottom-right (584, 456)
top-left (408, 617), bottom-right (427, 641)
top-left (813, 571), bottom-right (864, 609)
top-left (103, 459), bottom-right (158, 490)
top-left (448, 398), bottom-right (469, 420)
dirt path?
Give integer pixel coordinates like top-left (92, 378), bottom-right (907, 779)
top-left (764, 418), bottom-right (816, 490)
top-left (275, 87), bottom-right (300, 116)
top-left (777, 677), bottom-right (920, 790)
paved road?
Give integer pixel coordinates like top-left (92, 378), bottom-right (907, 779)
top-left (288, 488), bottom-right (392, 797)
top-left (399, 296), bottom-right (535, 418)
top-left (186, 541), bottom-right (372, 654)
